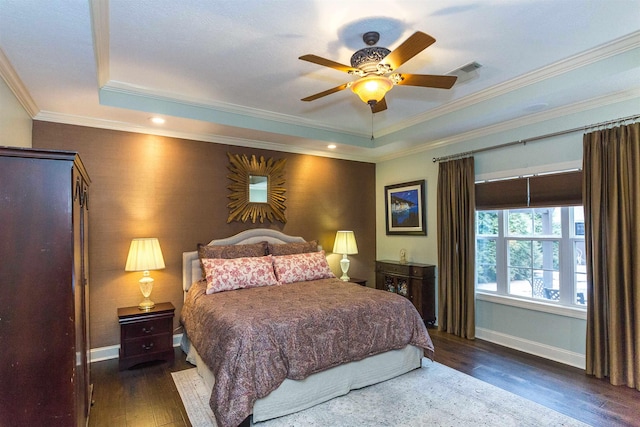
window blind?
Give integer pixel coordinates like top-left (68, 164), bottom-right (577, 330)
top-left (475, 170), bottom-right (582, 210)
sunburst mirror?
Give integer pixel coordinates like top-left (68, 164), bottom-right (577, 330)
top-left (226, 153), bottom-right (287, 223)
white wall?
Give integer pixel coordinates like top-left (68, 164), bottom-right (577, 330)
top-left (0, 76), bottom-right (32, 147)
top-left (376, 97), bottom-right (640, 367)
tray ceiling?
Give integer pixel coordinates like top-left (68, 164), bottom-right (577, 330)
top-left (1, 0), bottom-right (639, 161)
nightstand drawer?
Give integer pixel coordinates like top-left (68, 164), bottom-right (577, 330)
top-left (121, 334), bottom-right (172, 358)
top-left (122, 317), bottom-right (172, 340)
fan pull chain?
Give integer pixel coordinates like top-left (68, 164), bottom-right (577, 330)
top-left (371, 111), bottom-right (374, 140)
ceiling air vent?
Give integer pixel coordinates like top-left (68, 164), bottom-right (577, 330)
top-left (448, 61), bottom-right (482, 84)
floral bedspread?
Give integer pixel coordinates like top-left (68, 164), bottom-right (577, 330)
top-left (181, 278), bottom-right (434, 427)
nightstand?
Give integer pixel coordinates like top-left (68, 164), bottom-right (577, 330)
top-left (118, 302), bottom-right (175, 370)
top-left (348, 277), bottom-right (367, 286)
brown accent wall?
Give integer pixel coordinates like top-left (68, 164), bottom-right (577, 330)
top-left (33, 121), bottom-right (376, 348)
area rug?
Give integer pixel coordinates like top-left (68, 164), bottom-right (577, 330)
top-left (171, 359), bottom-right (590, 426)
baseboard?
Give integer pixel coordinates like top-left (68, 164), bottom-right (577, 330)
top-left (90, 333), bottom-right (183, 363)
top-left (90, 344), bottom-right (120, 363)
top-left (475, 327), bottom-right (585, 369)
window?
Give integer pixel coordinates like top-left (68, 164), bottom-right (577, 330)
top-left (476, 206), bottom-right (586, 307)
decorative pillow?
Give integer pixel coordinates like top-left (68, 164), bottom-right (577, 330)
top-left (198, 242), bottom-right (268, 277)
top-left (272, 250), bottom-right (335, 284)
top-left (267, 240), bottom-right (318, 256)
top-left (202, 255), bottom-right (279, 294)
top-left (198, 242), bottom-right (268, 259)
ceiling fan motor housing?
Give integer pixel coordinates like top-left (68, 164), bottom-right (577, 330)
top-left (351, 47), bottom-right (391, 73)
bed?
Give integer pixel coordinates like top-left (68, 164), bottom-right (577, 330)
top-left (180, 229), bottom-right (434, 427)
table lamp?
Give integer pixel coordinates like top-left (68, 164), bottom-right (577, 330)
top-left (125, 238), bottom-right (165, 310)
top-left (333, 230), bottom-right (358, 281)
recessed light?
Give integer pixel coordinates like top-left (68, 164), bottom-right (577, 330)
top-left (150, 117), bottom-right (165, 124)
top-left (328, 144), bottom-right (337, 149)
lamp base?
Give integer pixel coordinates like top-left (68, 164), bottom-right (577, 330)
top-left (339, 255), bottom-right (350, 281)
top-left (138, 297), bottom-right (155, 311)
top-left (139, 274), bottom-right (155, 310)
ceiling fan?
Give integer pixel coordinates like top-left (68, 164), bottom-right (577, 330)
top-left (299, 31), bottom-right (457, 113)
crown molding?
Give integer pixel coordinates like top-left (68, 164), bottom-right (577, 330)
top-left (377, 31), bottom-right (640, 138)
top-left (33, 86), bottom-right (638, 166)
top-left (33, 110), bottom-right (375, 163)
top-left (101, 31), bottom-right (638, 144)
top-left (0, 47), bottom-right (39, 117)
top-left (102, 80), bottom-right (368, 139)
top-left (88, 2), bottom-right (369, 142)
top-left (90, 14), bottom-right (638, 151)
top-left (89, 0), bottom-right (110, 88)
top-left (87, 5), bottom-right (368, 141)
top-left (374, 88), bottom-right (640, 163)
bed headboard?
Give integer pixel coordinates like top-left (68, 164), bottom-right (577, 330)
top-left (182, 229), bottom-right (307, 292)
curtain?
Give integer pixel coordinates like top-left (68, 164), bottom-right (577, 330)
top-left (583, 122), bottom-right (639, 390)
top-left (437, 157), bottom-right (476, 339)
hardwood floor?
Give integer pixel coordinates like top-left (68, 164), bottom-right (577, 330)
top-left (88, 330), bottom-right (639, 427)
top-left (430, 330), bottom-right (639, 427)
top-left (88, 347), bottom-right (193, 427)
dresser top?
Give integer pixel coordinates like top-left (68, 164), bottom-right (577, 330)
top-left (376, 260), bottom-right (436, 268)
top-left (118, 302), bottom-right (175, 319)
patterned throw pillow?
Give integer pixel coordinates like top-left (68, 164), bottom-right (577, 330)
top-left (272, 250), bottom-right (335, 284)
top-left (197, 242), bottom-right (268, 277)
top-left (267, 240), bottom-right (318, 256)
top-left (202, 255), bottom-right (279, 294)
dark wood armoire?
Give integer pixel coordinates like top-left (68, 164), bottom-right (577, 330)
top-left (0, 147), bottom-right (91, 426)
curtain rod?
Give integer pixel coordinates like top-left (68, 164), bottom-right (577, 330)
top-left (432, 113), bottom-right (640, 163)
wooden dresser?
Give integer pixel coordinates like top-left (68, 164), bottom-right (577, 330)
top-left (375, 260), bottom-right (436, 325)
top-left (0, 147), bottom-right (91, 426)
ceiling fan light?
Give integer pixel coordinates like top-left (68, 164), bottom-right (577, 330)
top-left (351, 75), bottom-right (394, 104)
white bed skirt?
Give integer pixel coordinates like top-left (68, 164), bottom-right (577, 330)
top-left (181, 336), bottom-right (422, 423)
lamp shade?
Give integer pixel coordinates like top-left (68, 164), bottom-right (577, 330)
top-left (332, 231), bottom-right (358, 255)
top-left (125, 238), bottom-right (166, 272)
top-left (350, 75), bottom-right (394, 104)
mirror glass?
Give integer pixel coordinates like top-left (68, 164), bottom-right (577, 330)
top-left (249, 175), bottom-right (268, 203)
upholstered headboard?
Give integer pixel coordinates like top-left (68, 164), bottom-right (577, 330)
top-left (182, 229), bottom-right (307, 292)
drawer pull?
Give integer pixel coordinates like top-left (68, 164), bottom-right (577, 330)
top-left (142, 343), bottom-right (154, 351)
top-left (142, 326), bottom-right (154, 334)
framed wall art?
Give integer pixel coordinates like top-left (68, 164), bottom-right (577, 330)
top-left (384, 180), bottom-right (426, 235)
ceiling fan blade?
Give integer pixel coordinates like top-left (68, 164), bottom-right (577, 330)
top-left (299, 54), bottom-right (358, 73)
top-left (301, 83), bottom-right (350, 102)
top-left (371, 97), bottom-right (387, 113)
top-left (380, 31), bottom-right (436, 71)
top-left (396, 73), bottom-right (457, 89)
